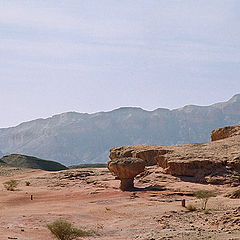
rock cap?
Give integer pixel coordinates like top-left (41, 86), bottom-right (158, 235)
top-left (108, 157), bottom-right (146, 179)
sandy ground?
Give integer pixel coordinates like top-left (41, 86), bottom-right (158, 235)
top-left (0, 166), bottom-right (240, 240)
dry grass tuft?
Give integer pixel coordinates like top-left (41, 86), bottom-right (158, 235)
top-left (225, 188), bottom-right (240, 199)
top-left (186, 204), bottom-right (197, 211)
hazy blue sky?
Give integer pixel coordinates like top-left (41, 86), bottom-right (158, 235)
top-left (0, 0), bottom-right (240, 128)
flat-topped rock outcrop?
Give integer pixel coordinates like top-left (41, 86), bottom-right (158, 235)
top-left (109, 145), bottom-right (172, 166)
top-left (110, 124), bottom-right (240, 185)
top-left (211, 124), bottom-right (240, 141)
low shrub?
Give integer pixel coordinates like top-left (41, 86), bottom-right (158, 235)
top-left (194, 190), bottom-right (216, 210)
top-left (47, 219), bottom-right (93, 240)
top-left (3, 179), bottom-right (19, 191)
top-left (25, 181), bottom-right (31, 186)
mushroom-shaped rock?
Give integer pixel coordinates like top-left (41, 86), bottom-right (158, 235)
top-left (108, 157), bottom-right (146, 191)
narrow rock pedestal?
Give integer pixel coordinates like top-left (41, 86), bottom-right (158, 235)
top-left (108, 157), bottom-right (146, 191)
top-left (120, 178), bottom-right (134, 191)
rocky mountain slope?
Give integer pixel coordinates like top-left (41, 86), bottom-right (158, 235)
top-left (0, 94), bottom-right (240, 165)
top-left (0, 154), bottom-right (67, 171)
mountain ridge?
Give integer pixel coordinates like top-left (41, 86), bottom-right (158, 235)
top-left (0, 154), bottom-right (67, 171)
top-left (0, 94), bottom-right (240, 165)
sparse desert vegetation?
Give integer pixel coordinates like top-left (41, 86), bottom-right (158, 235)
top-left (47, 219), bottom-right (93, 240)
top-left (0, 166), bottom-right (240, 240)
top-left (1, 124), bottom-right (240, 239)
top-left (194, 190), bottom-right (217, 210)
top-left (186, 204), bottom-right (197, 211)
top-left (3, 179), bottom-right (19, 191)
top-left (25, 181), bottom-right (31, 186)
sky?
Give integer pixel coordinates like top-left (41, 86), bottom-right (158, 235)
top-left (0, 0), bottom-right (240, 128)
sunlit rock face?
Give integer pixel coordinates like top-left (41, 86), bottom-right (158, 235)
top-left (109, 123), bottom-right (240, 186)
top-left (108, 157), bottom-right (146, 191)
top-left (211, 124), bottom-right (240, 141)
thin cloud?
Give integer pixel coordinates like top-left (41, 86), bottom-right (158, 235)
top-left (0, 0), bottom-right (240, 127)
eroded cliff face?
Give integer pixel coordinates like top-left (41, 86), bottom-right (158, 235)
top-left (109, 124), bottom-right (240, 185)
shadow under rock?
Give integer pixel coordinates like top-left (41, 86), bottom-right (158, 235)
top-left (177, 175), bottom-right (208, 184)
top-left (129, 184), bottom-right (167, 192)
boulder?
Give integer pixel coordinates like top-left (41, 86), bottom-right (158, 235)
top-left (109, 145), bottom-right (171, 166)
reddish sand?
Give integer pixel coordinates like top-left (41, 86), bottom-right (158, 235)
top-left (0, 166), bottom-right (240, 240)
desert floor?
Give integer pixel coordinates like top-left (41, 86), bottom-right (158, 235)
top-left (0, 166), bottom-right (240, 240)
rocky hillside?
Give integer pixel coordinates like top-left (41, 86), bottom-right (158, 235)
top-left (0, 154), bottom-right (67, 171)
top-left (0, 94), bottom-right (240, 165)
top-left (110, 124), bottom-right (240, 185)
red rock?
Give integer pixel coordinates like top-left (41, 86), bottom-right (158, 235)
top-left (109, 124), bottom-right (240, 185)
top-left (108, 157), bottom-right (146, 191)
top-left (211, 124), bottom-right (240, 141)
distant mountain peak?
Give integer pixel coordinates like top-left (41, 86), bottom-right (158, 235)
top-left (111, 107), bottom-right (145, 113)
top-left (228, 94), bottom-right (240, 103)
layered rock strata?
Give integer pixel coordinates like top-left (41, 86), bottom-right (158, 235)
top-left (211, 124), bottom-right (240, 141)
top-left (110, 125), bottom-right (240, 185)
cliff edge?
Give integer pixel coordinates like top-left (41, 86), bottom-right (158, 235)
top-left (110, 124), bottom-right (240, 185)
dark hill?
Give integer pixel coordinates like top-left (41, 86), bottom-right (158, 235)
top-left (0, 154), bottom-right (67, 171)
top-left (0, 94), bottom-right (240, 165)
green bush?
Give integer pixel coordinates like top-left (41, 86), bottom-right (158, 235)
top-left (25, 181), bottom-right (31, 186)
top-left (3, 179), bottom-right (19, 191)
top-left (47, 219), bottom-right (93, 240)
top-left (194, 190), bottom-right (216, 210)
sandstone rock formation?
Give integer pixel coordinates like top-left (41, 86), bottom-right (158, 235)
top-left (109, 146), bottom-right (172, 166)
top-left (109, 124), bottom-right (240, 185)
top-left (108, 157), bottom-right (146, 191)
top-left (211, 124), bottom-right (240, 141)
